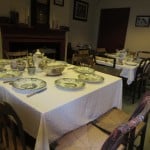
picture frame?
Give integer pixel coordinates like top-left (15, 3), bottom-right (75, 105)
top-left (54, 0), bottom-right (64, 6)
top-left (135, 16), bottom-right (150, 27)
top-left (73, 0), bottom-right (89, 21)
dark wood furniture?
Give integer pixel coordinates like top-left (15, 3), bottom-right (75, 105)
top-left (0, 25), bottom-right (66, 60)
top-left (5, 50), bottom-right (28, 59)
top-left (0, 101), bottom-right (26, 150)
top-left (131, 58), bottom-right (150, 103)
top-left (31, 0), bottom-right (50, 28)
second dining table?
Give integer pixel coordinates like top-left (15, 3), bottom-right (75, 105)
top-left (0, 61), bottom-right (122, 150)
top-left (96, 53), bottom-right (140, 85)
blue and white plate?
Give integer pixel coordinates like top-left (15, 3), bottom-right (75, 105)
top-left (74, 66), bottom-right (94, 74)
top-left (55, 78), bottom-right (85, 90)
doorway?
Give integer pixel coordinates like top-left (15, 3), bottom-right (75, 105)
top-left (97, 8), bottom-right (130, 53)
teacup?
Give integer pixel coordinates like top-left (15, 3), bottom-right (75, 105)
top-left (10, 60), bottom-right (18, 70)
top-left (28, 67), bottom-right (36, 75)
top-left (17, 63), bottom-right (26, 71)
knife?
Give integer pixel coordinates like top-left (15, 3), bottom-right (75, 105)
top-left (27, 87), bottom-right (47, 97)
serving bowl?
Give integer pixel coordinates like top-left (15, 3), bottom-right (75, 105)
top-left (45, 65), bottom-right (65, 76)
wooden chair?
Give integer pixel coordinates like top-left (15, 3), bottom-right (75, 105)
top-left (5, 50), bottom-right (28, 59)
top-left (0, 101), bottom-right (27, 150)
top-left (142, 58), bottom-right (150, 90)
top-left (50, 120), bottom-right (126, 150)
top-left (137, 51), bottom-right (150, 59)
top-left (93, 54), bottom-right (121, 76)
top-left (39, 48), bottom-right (56, 59)
top-left (71, 49), bottom-right (95, 67)
top-left (92, 91), bottom-right (150, 150)
top-left (131, 58), bottom-right (150, 103)
top-left (95, 48), bottom-right (106, 56)
top-left (50, 92), bottom-right (150, 150)
top-left (94, 54), bottom-right (116, 68)
top-left (102, 100), bottom-right (150, 150)
top-left (93, 64), bottom-right (122, 77)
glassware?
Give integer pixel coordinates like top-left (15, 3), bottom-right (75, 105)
top-left (27, 67), bottom-right (36, 75)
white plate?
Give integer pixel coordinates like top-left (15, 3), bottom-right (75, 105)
top-left (55, 78), bottom-right (85, 90)
top-left (0, 70), bottom-right (22, 80)
top-left (125, 61), bottom-right (138, 66)
top-left (12, 78), bottom-right (47, 90)
top-left (78, 74), bottom-right (104, 83)
top-left (74, 66), bottom-right (95, 74)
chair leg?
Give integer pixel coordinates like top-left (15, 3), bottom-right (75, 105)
top-left (138, 126), bottom-right (147, 150)
top-left (137, 80), bottom-right (142, 98)
top-left (132, 82), bottom-right (136, 104)
top-left (138, 115), bottom-right (148, 150)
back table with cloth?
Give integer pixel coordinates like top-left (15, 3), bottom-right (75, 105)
top-left (0, 64), bottom-right (122, 150)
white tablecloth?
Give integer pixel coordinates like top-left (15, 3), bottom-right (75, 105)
top-left (0, 65), bottom-right (122, 150)
top-left (96, 58), bottom-right (138, 85)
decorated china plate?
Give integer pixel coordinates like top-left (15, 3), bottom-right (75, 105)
top-left (12, 78), bottom-right (47, 90)
top-left (78, 74), bottom-right (104, 83)
top-left (0, 70), bottom-right (22, 80)
top-left (73, 66), bottom-right (94, 74)
top-left (55, 78), bottom-right (85, 90)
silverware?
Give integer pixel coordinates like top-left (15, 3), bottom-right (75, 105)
top-left (27, 87), bottom-right (47, 97)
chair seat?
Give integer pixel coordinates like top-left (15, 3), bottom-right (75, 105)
top-left (55, 124), bottom-right (108, 150)
top-left (93, 107), bottom-right (146, 137)
top-left (93, 108), bottom-right (129, 134)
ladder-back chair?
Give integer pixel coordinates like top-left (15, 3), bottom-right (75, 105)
top-left (5, 50), bottom-right (28, 59)
top-left (0, 101), bottom-right (27, 150)
top-left (93, 91), bottom-right (150, 150)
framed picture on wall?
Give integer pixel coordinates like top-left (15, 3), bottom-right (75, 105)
top-left (135, 16), bottom-right (150, 27)
top-left (54, 0), bottom-right (64, 6)
top-left (73, 0), bottom-right (89, 21)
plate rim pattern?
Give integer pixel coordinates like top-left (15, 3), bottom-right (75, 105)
top-left (78, 74), bottom-right (104, 83)
top-left (55, 78), bottom-right (85, 90)
top-left (12, 77), bottom-right (47, 90)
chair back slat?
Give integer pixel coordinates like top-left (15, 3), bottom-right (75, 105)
top-left (5, 50), bottom-right (28, 59)
top-left (135, 58), bottom-right (149, 79)
top-left (137, 51), bottom-right (150, 59)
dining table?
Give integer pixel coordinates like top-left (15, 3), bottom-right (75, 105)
top-left (96, 53), bottom-right (140, 85)
top-left (0, 60), bottom-right (122, 150)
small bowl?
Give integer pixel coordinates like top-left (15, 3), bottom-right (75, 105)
top-left (45, 65), bottom-right (65, 76)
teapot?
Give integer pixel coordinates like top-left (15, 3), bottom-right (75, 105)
top-left (33, 49), bottom-right (44, 72)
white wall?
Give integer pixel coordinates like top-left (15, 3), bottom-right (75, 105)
top-left (93, 0), bottom-right (150, 52)
top-left (50, 0), bottom-right (95, 48)
top-left (51, 0), bottom-right (150, 52)
top-left (0, 0), bottom-right (30, 24)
